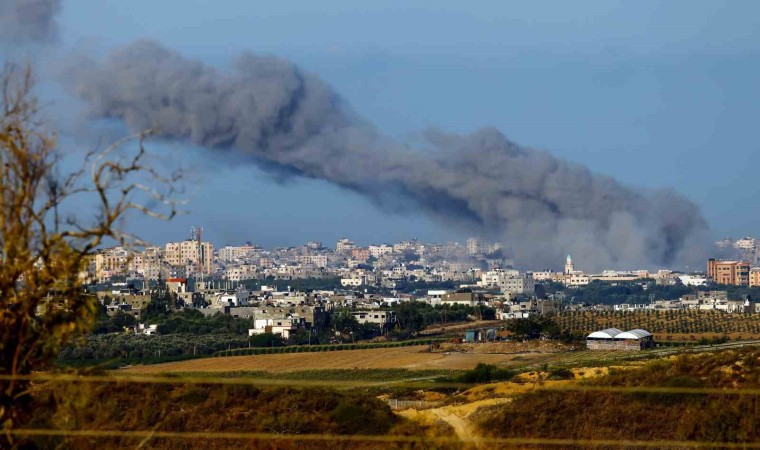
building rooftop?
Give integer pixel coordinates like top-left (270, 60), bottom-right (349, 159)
top-left (616, 329), bottom-right (653, 339)
top-left (586, 328), bottom-right (623, 339)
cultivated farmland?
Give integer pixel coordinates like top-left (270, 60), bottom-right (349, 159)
top-left (120, 343), bottom-right (570, 374)
top-left (557, 310), bottom-right (760, 340)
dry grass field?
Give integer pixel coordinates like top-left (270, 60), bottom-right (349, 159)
top-left (121, 343), bottom-right (570, 374)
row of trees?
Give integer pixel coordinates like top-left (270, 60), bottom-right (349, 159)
top-left (557, 310), bottom-right (760, 335)
top-left (59, 332), bottom-right (283, 362)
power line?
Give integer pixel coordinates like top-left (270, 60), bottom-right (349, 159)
top-left (2, 373), bottom-right (760, 395)
top-left (7, 428), bottom-right (760, 448)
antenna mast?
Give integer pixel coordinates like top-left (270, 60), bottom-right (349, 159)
top-left (197, 226), bottom-right (204, 288)
top-left (190, 226), bottom-right (205, 289)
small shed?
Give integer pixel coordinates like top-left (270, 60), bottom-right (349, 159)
top-left (485, 328), bottom-right (497, 341)
top-left (586, 328), bottom-right (653, 351)
top-left (464, 330), bottom-right (482, 343)
top-left (615, 329), bottom-right (654, 350)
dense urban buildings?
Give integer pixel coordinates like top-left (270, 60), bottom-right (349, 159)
top-left (80, 230), bottom-right (760, 343)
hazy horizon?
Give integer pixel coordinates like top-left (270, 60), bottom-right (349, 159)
top-left (4, 0), bottom-right (760, 270)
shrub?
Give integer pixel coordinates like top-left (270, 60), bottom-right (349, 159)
top-left (457, 363), bottom-right (516, 383)
top-left (547, 368), bottom-right (574, 380)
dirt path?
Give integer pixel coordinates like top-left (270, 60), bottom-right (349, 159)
top-left (404, 398), bottom-right (510, 449)
top-left (428, 407), bottom-right (477, 445)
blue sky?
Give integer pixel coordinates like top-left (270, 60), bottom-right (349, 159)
top-left (51, 0), bottom-right (760, 248)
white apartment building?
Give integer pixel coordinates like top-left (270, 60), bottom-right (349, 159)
top-left (678, 274), bottom-right (708, 286)
top-left (425, 290), bottom-right (449, 305)
top-left (479, 269), bottom-right (519, 287)
top-left (393, 240), bottom-right (419, 254)
top-left (565, 273), bottom-right (590, 286)
top-left (500, 275), bottom-right (536, 295)
top-left (336, 238), bottom-right (356, 253)
top-left (531, 270), bottom-right (566, 282)
top-left (368, 244), bottom-right (393, 258)
top-left (735, 237), bottom-right (757, 250)
top-left (341, 275), bottom-right (366, 287)
top-left (351, 310), bottom-right (395, 326)
top-left (218, 245), bottom-right (257, 262)
top-left (477, 269), bottom-right (535, 295)
top-left (296, 255), bottom-right (328, 268)
top-left (224, 264), bottom-right (259, 282)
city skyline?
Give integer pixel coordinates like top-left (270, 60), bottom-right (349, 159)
top-left (8, 0), bottom-right (760, 268)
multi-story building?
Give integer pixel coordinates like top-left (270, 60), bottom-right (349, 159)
top-left (217, 244), bottom-right (257, 262)
top-left (165, 240), bottom-right (214, 274)
top-left (750, 267), bottom-right (760, 287)
top-left (336, 238), bottom-right (356, 253)
top-left (94, 247), bottom-right (130, 278)
top-left (340, 275), bottom-right (365, 287)
top-left (707, 259), bottom-right (749, 286)
top-left (296, 255), bottom-right (328, 268)
top-left (734, 237), bottom-right (757, 251)
top-left (306, 241), bottom-right (323, 250)
top-left (224, 264), bottom-right (259, 282)
top-left (565, 273), bottom-right (591, 287)
top-left (478, 269), bottom-right (535, 295)
top-left (532, 270), bottom-right (560, 282)
top-left (368, 244), bottom-right (393, 258)
top-left (351, 248), bottom-right (370, 262)
top-left (500, 274), bottom-right (535, 296)
top-left (466, 238), bottom-right (484, 256)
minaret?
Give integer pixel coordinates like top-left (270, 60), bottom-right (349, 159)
top-left (564, 255), bottom-right (574, 275)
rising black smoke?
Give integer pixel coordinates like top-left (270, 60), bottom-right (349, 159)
top-left (0, 0), bottom-right (60, 43)
top-left (63, 39), bottom-right (708, 270)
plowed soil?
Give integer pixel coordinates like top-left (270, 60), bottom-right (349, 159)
top-left (120, 344), bottom-right (569, 374)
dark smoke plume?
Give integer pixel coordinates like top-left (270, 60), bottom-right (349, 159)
top-left (64, 40), bottom-right (709, 270)
top-left (0, 0), bottom-right (60, 43)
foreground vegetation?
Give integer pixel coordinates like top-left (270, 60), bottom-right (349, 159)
top-left (59, 333), bottom-right (282, 363)
top-left (475, 346), bottom-right (760, 445)
top-left (20, 382), bottom-right (447, 449)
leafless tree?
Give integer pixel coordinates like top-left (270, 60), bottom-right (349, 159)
top-left (0, 63), bottom-right (180, 443)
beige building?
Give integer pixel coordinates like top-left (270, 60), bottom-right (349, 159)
top-left (224, 264), bottom-right (259, 282)
top-left (368, 244), bottom-right (393, 258)
top-left (466, 238), bottom-right (484, 256)
top-left (565, 273), bottom-right (590, 286)
top-left (218, 245), bottom-right (257, 262)
top-left (336, 238), bottom-right (356, 253)
top-left (750, 267), bottom-right (760, 287)
top-left (479, 269), bottom-right (535, 295)
top-left (94, 247), bottom-right (130, 278)
top-left (707, 259), bottom-right (749, 286)
top-left (165, 240), bottom-right (214, 274)
top-left (296, 255), bottom-right (328, 268)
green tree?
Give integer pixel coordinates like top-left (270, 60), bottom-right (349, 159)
top-left (507, 316), bottom-right (560, 340)
top-left (395, 301), bottom-right (424, 334)
top-left (332, 308), bottom-right (360, 334)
